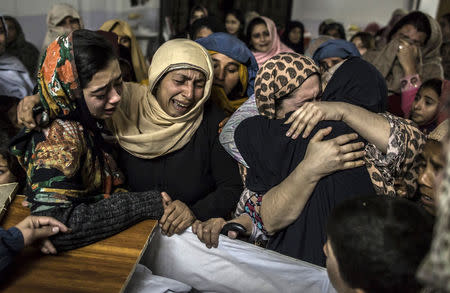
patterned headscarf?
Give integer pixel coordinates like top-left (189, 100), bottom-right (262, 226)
top-left (38, 33), bottom-right (82, 120)
top-left (254, 52), bottom-right (319, 119)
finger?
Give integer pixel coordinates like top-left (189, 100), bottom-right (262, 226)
top-left (41, 239), bottom-right (57, 254)
top-left (196, 223), bottom-right (204, 242)
top-left (33, 226), bottom-right (61, 240)
top-left (228, 231), bottom-right (238, 239)
top-left (310, 127), bottom-right (332, 142)
top-left (284, 107), bottom-right (301, 125)
top-left (301, 112), bottom-right (324, 138)
top-left (21, 200), bottom-right (29, 207)
top-left (341, 150), bottom-right (366, 162)
top-left (161, 192), bottom-right (172, 207)
top-left (159, 203), bottom-right (176, 225)
top-left (174, 219), bottom-right (191, 235)
top-left (36, 217), bottom-right (69, 232)
top-left (162, 208), bottom-right (181, 235)
top-left (286, 109), bottom-right (308, 137)
top-left (341, 159), bottom-right (366, 170)
top-left (192, 220), bottom-right (201, 234)
top-left (202, 227), bottom-right (212, 248)
top-left (210, 224), bottom-right (223, 248)
top-left (333, 133), bottom-right (359, 145)
top-left (339, 141), bottom-right (365, 154)
top-left (168, 213), bottom-right (184, 236)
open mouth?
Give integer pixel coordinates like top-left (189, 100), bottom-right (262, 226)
top-left (172, 99), bottom-right (191, 113)
top-left (104, 108), bottom-right (116, 115)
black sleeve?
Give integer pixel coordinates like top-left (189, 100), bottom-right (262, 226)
top-left (190, 102), bottom-right (243, 221)
top-left (0, 227), bottom-right (24, 275)
top-left (33, 191), bottom-right (163, 251)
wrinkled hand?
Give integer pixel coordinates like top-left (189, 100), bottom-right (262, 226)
top-left (15, 215), bottom-right (70, 254)
top-left (17, 94), bottom-right (40, 129)
top-left (218, 117), bottom-right (230, 134)
top-left (159, 192), bottom-right (196, 236)
top-left (192, 218), bottom-right (226, 248)
top-left (284, 102), bottom-right (344, 139)
top-left (303, 127), bottom-right (365, 180)
top-left (396, 39), bottom-right (418, 75)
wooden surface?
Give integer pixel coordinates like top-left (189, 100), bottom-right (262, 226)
top-left (0, 195), bottom-right (158, 293)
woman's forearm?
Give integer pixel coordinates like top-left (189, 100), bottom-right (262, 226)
top-left (260, 161), bottom-right (319, 234)
top-left (339, 102), bottom-right (390, 153)
top-left (33, 191), bottom-right (163, 251)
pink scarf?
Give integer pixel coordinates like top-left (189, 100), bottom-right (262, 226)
top-left (252, 16), bottom-right (294, 67)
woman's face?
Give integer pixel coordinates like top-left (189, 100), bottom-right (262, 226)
top-left (393, 24), bottom-right (427, 47)
top-left (410, 87), bottom-right (440, 126)
top-left (251, 23), bottom-right (271, 53)
top-left (225, 14), bottom-right (241, 35)
top-left (276, 74), bottom-right (321, 119)
top-left (0, 154), bottom-right (16, 184)
top-left (288, 27), bottom-right (302, 44)
top-left (352, 36), bottom-right (367, 55)
top-left (57, 16), bottom-right (81, 33)
top-left (155, 69), bottom-right (206, 117)
top-left (212, 53), bottom-right (240, 95)
top-left (5, 19), bottom-right (17, 44)
top-left (83, 59), bottom-right (122, 120)
top-left (417, 140), bottom-right (445, 216)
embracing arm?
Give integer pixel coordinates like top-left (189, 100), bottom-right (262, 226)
top-left (260, 127), bottom-right (365, 234)
top-left (286, 101), bottom-right (390, 153)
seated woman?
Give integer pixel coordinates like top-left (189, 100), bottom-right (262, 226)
top-left (10, 30), bottom-right (164, 251)
top-left (16, 38), bottom-right (243, 238)
top-left (407, 78), bottom-right (449, 134)
top-left (4, 16), bottom-right (40, 77)
top-left (246, 16), bottom-right (293, 67)
top-left (220, 53), bottom-right (425, 266)
top-left (364, 11), bottom-right (443, 117)
top-left (41, 3), bottom-right (82, 54)
top-left (100, 20), bottom-right (148, 84)
top-left (196, 32), bottom-right (258, 115)
top-left (111, 39), bottom-right (243, 236)
top-left (281, 21), bottom-right (305, 54)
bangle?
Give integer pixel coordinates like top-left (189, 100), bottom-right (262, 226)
top-left (400, 74), bottom-right (421, 92)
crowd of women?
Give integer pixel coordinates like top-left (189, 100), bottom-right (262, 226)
top-left (1, 3), bottom-right (450, 292)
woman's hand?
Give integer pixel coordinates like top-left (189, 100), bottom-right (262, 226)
top-left (17, 94), bottom-right (40, 128)
top-left (15, 215), bottom-right (70, 254)
top-left (302, 127), bottom-right (366, 180)
top-left (192, 214), bottom-right (253, 248)
top-left (396, 39), bottom-right (418, 76)
top-left (192, 218), bottom-right (226, 248)
top-left (284, 102), bottom-right (345, 139)
top-left (218, 117), bottom-right (230, 134)
top-left (159, 192), bottom-right (196, 236)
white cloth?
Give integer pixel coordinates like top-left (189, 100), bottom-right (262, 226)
top-left (0, 54), bottom-right (34, 98)
top-left (141, 227), bottom-right (336, 293)
top-left (125, 264), bottom-right (191, 293)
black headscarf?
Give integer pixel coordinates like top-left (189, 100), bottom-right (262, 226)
top-left (281, 21), bottom-right (304, 54)
top-left (321, 56), bottom-right (387, 113)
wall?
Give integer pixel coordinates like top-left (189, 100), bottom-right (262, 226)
top-left (291, 0), bottom-right (410, 38)
top-left (1, 0), bottom-right (159, 51)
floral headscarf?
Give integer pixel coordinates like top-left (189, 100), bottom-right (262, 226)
top-left (254, 52), bottom-right (319, 119)
top-left (38, 33), bottom-right (82, 120)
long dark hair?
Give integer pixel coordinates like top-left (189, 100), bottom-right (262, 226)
top-left (388, 11), bottom-right (431, 45)
top-left (282, 21), bottom-right (305, 54)
top-left (246, 17), bottom-right (266, 50)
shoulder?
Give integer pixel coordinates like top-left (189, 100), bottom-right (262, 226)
top-left (201, 100), bottom-right (227, 135)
